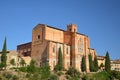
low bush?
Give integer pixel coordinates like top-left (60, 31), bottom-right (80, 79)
top-left (66, 67), bottom-right (81, 78)
top-left (110, 70), bottom-right (120, 79)
top-left (65, 75), bottom-right (71, 79)
top-left (19, 67), bottom-right (27, 72)
top-left (5, 73), bottom-right (12, 80)
top-left (48, 74), bottom-right (58, 80)
top-left (92, 71), bottom-right (110, 80)
top-left (26, 73), bottom-right (31, 78)
top-left (12, 75), bottom-right (19, 80)
top-left (57, 71), bottom-right (63, 76)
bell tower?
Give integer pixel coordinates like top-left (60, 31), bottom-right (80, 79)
top-left (67, 24), bottom-right (77, 32)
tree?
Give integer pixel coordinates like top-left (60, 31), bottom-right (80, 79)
top-left (1, 37), bottom-right (7, 69)
top-left (88, 53), bottom-right (94, 72)
top-left (94, 56), bottom-right (98, 72)
top-left (81, 55), bottom-right (86, 72)
top-left (20, 59), bottom-right (26, 67)
top-left (27, 59), bottom-right (35, 73)
top-left (54, 47), bottom-right (63, 71)
top-left (105, 51), bottom-right (111, 73)
top-left (40, 64), bottom-right (50, 79)
top-left (58, 47), bottom-right (63, 70)
top-left (10, 59), bottom-right (15, 66)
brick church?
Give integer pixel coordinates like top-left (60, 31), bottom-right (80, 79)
top-left (17, 24), bottom-right (96, 72)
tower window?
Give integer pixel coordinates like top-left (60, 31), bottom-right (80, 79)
top-left (38, 35), bottom-right (40, 39)
top-left (69, 29), bottom-right (71, 31)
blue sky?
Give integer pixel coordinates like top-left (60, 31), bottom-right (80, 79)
top-left (0, 0), bottom-right (120, 60)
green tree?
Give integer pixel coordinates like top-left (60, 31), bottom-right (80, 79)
top-left (105, 51), bottom-right (111, 73)
top-left (20, 59), bottom-right (26, 67)
top-left (58, 47), bottom-right (63, 70)
top-left (40, 64), bottom-right (50, 79)
top-left (54, 47), bottom-right (63, 71)
top-left (88, 53), bottom-right (94, 72)
top-left (10, 59), bottom-right (15, 66)
top-left (94, 56), bottom-right (98, 72)
top-left (81, 55), bottom-right (86, 72)
top-left (27, 59), bottom-right (35, 73)
top-left (1, 37), bottom-right (7, 69)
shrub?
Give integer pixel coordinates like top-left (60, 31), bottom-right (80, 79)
top-left (66, 75), bottom-right (71, 79)
top-left (54, 64), bottom-right (60, 72)
top-left (93, 71), bottom-right (110, 80)
top-left (0, 76), bottom-right (2, 80)
top-left (32, 73), bottom-right (41, 80)
top-left (48, 74), bottom-right (58, 80)
top-left (19, 67), bottom-right (27, 72)
top-left (71, 77), bottom-right (79, 80)
top-left (110, 70), bottom-right (120, 79)
top-left (40, 65), bottom-right (50, 79)
top-left (82, 75), bottom-right (88, 80)
top-left (5, 73), bottom-right (12, 80)
top-left (12, 75), bottom-right (19, 80)
top-left (66, 67), bottom-right (80, 77)
top-left (26, 73), bottom-right (31, 78)
top-left (57, 71), bottom-right (63, 76)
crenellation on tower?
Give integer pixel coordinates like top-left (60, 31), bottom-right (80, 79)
top-left (67, 24), bottom-right (78, 32)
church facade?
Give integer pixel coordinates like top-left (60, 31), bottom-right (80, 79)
top-left (17, 24), bottom-right (96, 72)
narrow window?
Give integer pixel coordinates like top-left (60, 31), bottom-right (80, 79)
top-left (69, 29), bottom-right (71, 31)
top-left (66, 47), bottom-right (68, 54)
top-left (38, 35), bottom-right (40, 39)
top-left (53, 45), bottom-right (55, 53)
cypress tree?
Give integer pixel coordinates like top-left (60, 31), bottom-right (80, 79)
top-left (1, 37), bottom-right (7, 68)
top-left (54, 47), bottom-right (63, 71)
top-left (58, 47), bottom-right (63, 70)
top-left (88, 53), bottom-right (94, 72)
top-left (94, 56), bottom-right (98, 72)
top-left (105, 51), bottom-right (111, 73)
top-left (81, 55), bottom-right (86, 72)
